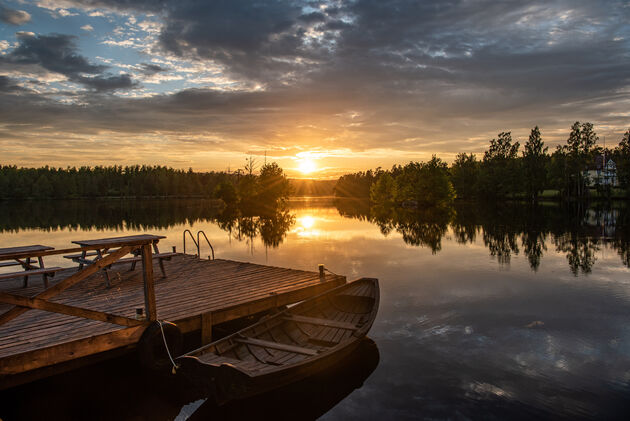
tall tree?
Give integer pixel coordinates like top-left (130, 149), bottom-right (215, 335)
top-left (565, 121), bottom-right (598, 198)
top-left (478, 132), bottom-right (520, 198)
top-left (522, 126), bottom-right (548, 202)
top-left (450, 153), bottom-right (479, 200)
top-left (257, 162), bottom-right (292, 208)
top-left (616, 128), bottom-right (630, 189)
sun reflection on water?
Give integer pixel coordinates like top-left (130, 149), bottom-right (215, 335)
top-left (295, 215), bottom-right (320, 238)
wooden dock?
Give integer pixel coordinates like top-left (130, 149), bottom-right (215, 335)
top-left (0, 244), bottom-right (345, 389)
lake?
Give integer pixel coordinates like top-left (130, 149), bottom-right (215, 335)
top-left (1, 198), bottom-right (630, 420)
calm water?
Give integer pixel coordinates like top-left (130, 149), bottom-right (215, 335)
top-left (1, 198), bottom-right (630, 420)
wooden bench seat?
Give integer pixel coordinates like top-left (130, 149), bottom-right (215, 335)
top-left (0, 267), bottom-right (64, 287)
top-left (0, 261), bottom-right (22, 268)
top-left (62, 249), bottom-right (121, 259)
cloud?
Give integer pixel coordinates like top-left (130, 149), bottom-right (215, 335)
top-left (0, 6), bottom-right (31, 25)
top-left (2, 0), bottom-right (629, 171)
top-left (138, 62), bottom-right (168, 75)
top-left (80, 24), bottom-right (94, 31)
top-left (0, 33), bottom-right (137, 92)
top-left (0, 75), bottom-right (25, 93)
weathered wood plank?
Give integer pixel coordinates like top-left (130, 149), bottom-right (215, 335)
top-left (0, 325), bottom-right (146, 376)
top-left (283, 314), bottom-right (358, 330)
top-left (0, 292), bottom-right (141, 327)
top-left (0, 267), bottom-right (64, 281)
top-left (234, 336), bottom-right (318, 356)
top-left (201, 312), bottom-right (213, 344)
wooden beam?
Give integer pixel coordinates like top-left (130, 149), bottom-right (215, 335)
top-left (0, 245), bottom-right (133, 327)
top-left (0, 325), bottom-right (146, 377)
top-left (142, 243), bottom-right (157, 321)
top-left (201, 312), bottom-right (213, 344)
top-left (0, 292), bottom-right (141, 327)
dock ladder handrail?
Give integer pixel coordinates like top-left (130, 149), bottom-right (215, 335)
top-left (197, 230), bottom-right (215, 260)
top-left (183, 229), bottom-right (198, 256)
top-left (183, 229), bottom-right (215, 260)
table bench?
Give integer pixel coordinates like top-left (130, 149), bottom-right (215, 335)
top-left (69, 235), bottom-right (169, 287)
top-left (0, 245), bottom-right (62, 288)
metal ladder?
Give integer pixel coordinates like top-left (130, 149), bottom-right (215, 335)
top-left (183, 229), bottom-right (215, 260)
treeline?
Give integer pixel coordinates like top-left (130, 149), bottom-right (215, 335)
top-left (335, 124), bottom-right (630, 204)
top-left (0, 165), bottom-right (233, 199)
top-left (0, 162), bottom-right (292, 208)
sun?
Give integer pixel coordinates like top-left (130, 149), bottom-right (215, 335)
top-left (297, 158), bottom-right (317, 175)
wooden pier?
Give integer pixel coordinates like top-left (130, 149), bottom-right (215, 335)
top-left (0, 235), bottom-right (345, 389)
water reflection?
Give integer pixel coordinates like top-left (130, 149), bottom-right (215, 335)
top-left (186, 339), bottom-right (379, 421)
top-left (336, 199), bottom-right (630, 273)
top-left (2, 199), bottom-right (630, 273)
top-left (0, 338), bottom-right (379, 421)
top-left (216, 205), bottom-right (295, 248)
top-left (2, 199), bottom-right (630, 419)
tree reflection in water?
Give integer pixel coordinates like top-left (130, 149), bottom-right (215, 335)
top-left (371, 205), bottom-right (453, 253)
top-left (216, 205), bottom-right (295, 248)
top-left (335, 198), bottom-right (630, 274)
top-left (1, 198), bottom-right (629, 273)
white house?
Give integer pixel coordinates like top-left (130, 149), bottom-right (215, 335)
top-left (585, 155), bottom-right (618, 187)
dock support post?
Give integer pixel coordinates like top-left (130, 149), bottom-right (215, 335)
top-left (142, 243), bottom-right (157, 321)
top-left (201, 312), bottom-right (213, 344)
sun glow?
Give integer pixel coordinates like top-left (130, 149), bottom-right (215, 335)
top-left (300, 215), bottom-right (315, 229)
top-left (297, 158), bottom-right (317, 174)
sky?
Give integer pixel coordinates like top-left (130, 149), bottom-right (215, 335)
top-left (0, 0), bottom-right (629, 178)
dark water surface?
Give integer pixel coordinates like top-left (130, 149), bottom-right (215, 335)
top-left (1, 198), bottom-right (630, 420)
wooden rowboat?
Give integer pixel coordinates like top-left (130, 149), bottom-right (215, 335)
top-left (176, 277), bottom-right (379, 404)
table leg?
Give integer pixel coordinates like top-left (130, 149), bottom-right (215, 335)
top-left (38, 256), bottom-right (48, 288)
top-left (96, 249), bottom-right (111, 287)
top-left (23, 257), bottom-right (31, 288)
top-left (78, 250), bottom-right (87, 270)
top-left (130, 248), bottom-right (140, 272)
top-left (153, 242), bottom-right (166, 277)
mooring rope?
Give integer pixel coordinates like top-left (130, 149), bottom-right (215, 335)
top-left (158, 320), bottom-right (179, 374)
top-left (323, 266), bottom-right (339, 277)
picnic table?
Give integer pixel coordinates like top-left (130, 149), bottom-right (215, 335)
top-left (0, 245), bottom-right (63, 288)
top-left (65, 235), bottom-right (175, 287)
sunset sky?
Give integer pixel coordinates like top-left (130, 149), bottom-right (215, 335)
top-left (1, 0), bottom-right (629, 178)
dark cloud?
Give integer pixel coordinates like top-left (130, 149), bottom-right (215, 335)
top-left (0, 33), bottom-right (137, 92)
top-left (138, 63), bottom-right (168, 75)
top-left (0, 6), bottom-right (31, 25)
top-left (76, 74), bottom-right (136, 92)
top-left (0, 76), bottom-right (25, 93)
top-left (4, 33), bottom-right (104, 75)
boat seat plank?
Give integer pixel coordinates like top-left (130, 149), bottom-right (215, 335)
top-left (234, 336), bottom-right (318, 356)
top-left (284, 314), bottom-right (358, 331)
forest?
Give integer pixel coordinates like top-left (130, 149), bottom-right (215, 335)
top-left (0, 161), bottom-right (292, 210)
top-left (335, 123), bottom-right (630, 205)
